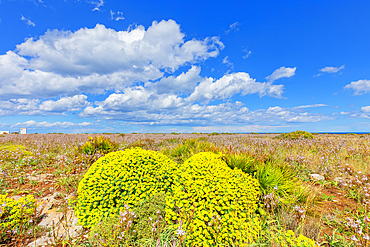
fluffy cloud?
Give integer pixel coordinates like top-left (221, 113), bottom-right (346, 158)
top-left (151, 66), bottom-right (202, 95)
top-left (83, 87), bottom-right (185, 115)
top-left (39, 95), bottom-right (90, 112)
top-left (0, 98), bottom-right (40, 116)
top-left (16, 20), bottom-right (223, 75)
top-left (80, 99), bottom-right (332, 126)
top-left (361, 106), bottom-right (370, 112)
top-left (0, 20), bottom-right (223, 100)
top-left (0, 95), bottom-right (89, 116)
top-left (79, 66), bottom-right (288, 119)
top-left (266, 66), bottom-right (296, 82)
top-left (186, 72), bottom-right (284, 102)
top-left (332, 106), bottom-right (370, 119)
top-left (1, 19), bottom-right (310, 131)
top-left (344, 79), bottom-right (370, 95)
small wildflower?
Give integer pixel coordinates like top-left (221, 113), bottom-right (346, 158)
top-left (351, 235), bottom-right (359, 241)
top-left (364, 215), bottom-right (370, 222)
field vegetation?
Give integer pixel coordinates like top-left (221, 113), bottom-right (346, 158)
top-left (0, 132), bottom-right (370, 246)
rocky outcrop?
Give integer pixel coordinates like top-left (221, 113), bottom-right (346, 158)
top-left (25, 192), bottom-right (83, 246)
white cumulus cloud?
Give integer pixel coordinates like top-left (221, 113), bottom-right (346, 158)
top-left (344, 79), bottom-right (370, 95)
top-left (79, 91), bottom-right (331, 126)
top-left (39, 95), bottom-right (90, 112)
top-left (361, 106), bottom-right (370, 112)
top-left (0, 20), bottom-right (224, 100)
top-left (150, 66), bottom-right (202, 95)
top-left (266, 66), bottom-right (296, 82)
top-left (186, 72), bottom-right (284, 102)
top-left (0, 95), bottom-right (90, 116)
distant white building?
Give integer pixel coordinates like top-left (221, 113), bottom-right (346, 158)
top-left (20, 128), bottom-right (27, 134)
top-left (0, 131), bottom-right (9, 134)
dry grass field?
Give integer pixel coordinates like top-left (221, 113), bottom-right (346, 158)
top-left (0, 132), bottom-right (369, 246)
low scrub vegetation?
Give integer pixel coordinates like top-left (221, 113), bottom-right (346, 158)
top-left (278, 130), bottom-right (315, 140)
top-left (0, 132), bottom-right (369, 246)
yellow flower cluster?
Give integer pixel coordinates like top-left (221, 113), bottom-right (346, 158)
top-left (273, 230), bottom-right (319, 247)
top-left (75, 147), bottom-right (178, 228)
top-left (0, 145), bottom-right (33, 157)
top-left (165, 152), bottom-right (261, 246)
top-left (0, 194), bottom-right (36, 230)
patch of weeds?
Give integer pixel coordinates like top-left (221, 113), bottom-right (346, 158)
top-left (88, 192), bottom-right (181, 246)
top-left (319, 193), bottom-right (335, 201)
top-left (78, 136), bottom-right (119, 155)
top-left (321, 229), bottom-right (351, 247)
top-left (56, 176), bottom-right (78, 193)
top-left (30, 180), bottom-right (39, 187)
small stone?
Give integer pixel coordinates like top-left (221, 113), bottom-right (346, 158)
top-left (27, 236), bottom-right (53, 246)
top-left (26, 173), bottom-right (50, 182)
top-left (10, 195), bottom-right (22, 201)
top-left (310, 174), bottom-right (325, 181)
top-left (68, 225), bottom-right (83, 238)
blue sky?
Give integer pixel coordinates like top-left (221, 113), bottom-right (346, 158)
top-left (0, 0), bottom-right (369, 133)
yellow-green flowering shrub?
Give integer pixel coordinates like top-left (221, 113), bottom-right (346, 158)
top-left (272, 230), bottom-right (319, 247)
top-left (0, 194), bottom-right (36, 240)
top-left (165, 152), bottom-right (261, 246)
top-left (75, 147), bottom-right (178, 228)
top-left (278, 131), bottom-right (314, 140)
top-left (0, 145), bottom-right (33, 160)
